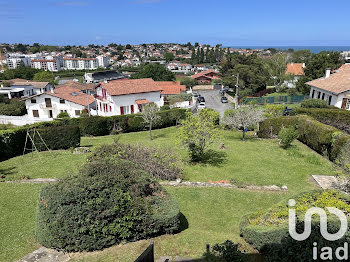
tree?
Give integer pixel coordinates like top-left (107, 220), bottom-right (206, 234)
top-left (164, 52), bottom-right (175, 62)
top-left (220, 53), bottom-right (269, 97)
top-left (33, 71), bottom-right (54, 83)
top-left (141, 103), bottom-right (161, 140)
top-left (223, 106), bottom-right (265, 140)
top-left (131, 63), bottom-right (175, 81)
top-left (264, 53), bottom-right (292, 91)
top-left (180, 77), bottom-right (197, 89)
top-left (304, 51), bottom-right (342, 79)
top-left (178, 109), bottom-right (220, 161)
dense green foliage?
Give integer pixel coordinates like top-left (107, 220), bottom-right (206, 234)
top-left (35, 158), bottom-right (180, 252)
top-left (88, 142), bottom-right (182, 180)
top-left (33, 71), bottom-right (54, 83)
top-left (0, 67), bottom-right (41, 80)
top-left (300, 98), bottom-right (329, 108)
top-left (296, 108), bottom-right (350, 134)
top-left (278, 126), bottom-right (299, 148)
top-left (131, 63), bottom-right (175, 81)
top-left (0, 124), bottom-right (80, 161)
top-left (258, 115), bottom-right (350, 168)
top-left (240, 190), bottom-right (350, 261)
top-left (79, 116), bottom-right (109, 136)
top-left (179, 109), bottom-right (220, 161)
top-left (0, 97), bottom-right (27, 116)
top-left (56, 111), bottom-right (70, 119)
top-left (220, 53), bottom-right (268, 97)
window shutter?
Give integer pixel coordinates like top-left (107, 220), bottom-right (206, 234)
top-left (131, 105), bottom-right (134, 114)
top-left (120, 106), bottom-right (124, 115)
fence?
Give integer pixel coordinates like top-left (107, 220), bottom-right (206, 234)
top-left (0, 115), bottom-right (53, 126)
top-left (134, 242), bottom-right (154, 262)
top-left (243, 95), bottom-right (308, 105)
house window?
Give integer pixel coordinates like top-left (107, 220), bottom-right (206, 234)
top-left (317, 92), bottom-right (321, 99)
top-left (322, 93), bottom-right (325, 100)
top-left (347, 99), bottom-right (350, 110)
top-left (328, 96), bottom-right (332, 105)
top-left (32, 110), bottom-right (39, 118)
top-left (75, 110), bottom-right (81, 116)
top-left (60, 99), bottom-right (65, 104)
top-left (31, 98), bottom-right (36, 103)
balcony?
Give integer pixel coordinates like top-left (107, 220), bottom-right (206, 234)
top-left (39, 104), bottom-right (57, 109)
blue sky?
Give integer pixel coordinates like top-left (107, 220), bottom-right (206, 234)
top-left (1, 0), bottom-right (350, 46)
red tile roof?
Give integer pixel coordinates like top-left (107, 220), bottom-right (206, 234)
top-left (101, 78), bottom-right (162, 96)
top-left (45, 86), bottom-right (95, 106)
top-left (306, 67), bottom-right (350, 94)
top-left (156, 81), bottom-right (186, 95)
top-left (191, 69), bottom-right (219, 80)
top-left (136, 99), bottom-right (149, 105)
top-left (339, 64), bottom-right (350, 71)
top-left (286, 63), bottom-right (305, 76)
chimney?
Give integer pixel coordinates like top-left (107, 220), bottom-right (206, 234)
top-left (104, 79), bottom-right (108, 84)
top-left (50, 87), bottom-right (54, 94)
top-left (325, 69), bottom-right (331, 79)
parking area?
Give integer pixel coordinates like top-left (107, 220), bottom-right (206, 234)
top-left (194, 90), bottom-right (232, 116)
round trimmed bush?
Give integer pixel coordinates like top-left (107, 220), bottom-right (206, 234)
top-left (35, 158), bottom-right (180, 252)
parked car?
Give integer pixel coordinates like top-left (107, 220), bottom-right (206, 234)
top-left (197, 102), bottom-right (206, 110)
top-left (221, 96), bottom-right (228, 103)
top-left (193, 92), bottom-right (199, 98)
top-left (219, 90), bottom-right (225, 95)
top-left (197, 96), bottom-right (205, 103)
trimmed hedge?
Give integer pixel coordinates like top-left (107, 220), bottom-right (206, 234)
top-left (0, 124), bottom-right (81, 161)
top-left (300, 98), bottom-right (329, 108)
top-left (240, 190), bottom-right (350, 261)
top-left (296, 108), bottom-right (350, 134)
top-left (258, 115), bottom-right (350, 167)
top-left (35, 158), bottom-right (180, 252)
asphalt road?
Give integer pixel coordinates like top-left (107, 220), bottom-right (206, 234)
top-left (196, 90), bottom-right (233, 116)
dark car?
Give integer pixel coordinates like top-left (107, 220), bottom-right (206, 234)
top-left (219, 90), bottom-right (225, 95)
top-left (193, 92), bottom-right (199, 97)
top-left (221, 96), bottom-right (228, 103)
top-left (197, 96), bottom-right (205, 103)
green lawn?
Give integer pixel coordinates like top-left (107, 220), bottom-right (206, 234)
top-left (0, 183), bottom-right (41, 262)
top-left (0, 127), bottom-right (336, 261)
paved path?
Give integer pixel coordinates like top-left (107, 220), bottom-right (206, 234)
top-left (312, 175), bottom-right (339, 189)
top-left (18, 247), bottom-right (70, 262)
top-left (196, 90), bottom-right (233, 116)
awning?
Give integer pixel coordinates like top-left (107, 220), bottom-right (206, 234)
top-left (135, 99), bottom-right (149, 105)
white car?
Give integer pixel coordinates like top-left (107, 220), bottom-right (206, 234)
top-left (197, 102), bottom-right (206, 110)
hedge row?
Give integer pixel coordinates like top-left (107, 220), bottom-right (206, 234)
top-left (240, 191), bottom-right (350, 261)
top-left (71, 108), bottom-right (187, 136)
top-left (257, 115), bottom-right (350, 167)
top-left (0, 124), bottom-right (80, 161)
top-left (295, 108), bottom-right (350, 134)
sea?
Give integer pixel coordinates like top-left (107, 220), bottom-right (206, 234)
top-left (228, 46), bottom-right (350, 53)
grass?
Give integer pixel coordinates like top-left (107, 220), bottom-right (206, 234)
top-left (0, 127), bottom-right (337, 261)
top-left (0, 183), bottom-right (41, 262)
top-left (71, 187), bottom-right (288, 262)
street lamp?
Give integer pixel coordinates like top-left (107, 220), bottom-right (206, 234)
top-left (233, 73), bottom-right (239, 109)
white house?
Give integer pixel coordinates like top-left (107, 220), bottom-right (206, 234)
top-left (95, 78), bottom-right (163, 116)
top-left (0, 85), bottom-right (35, 99)
top-left (307, 68), bottom-right (350, 110)
top-left (284, 63), bottom-right (305, 88)
top-left (25, 85), bottom-right (96, 119)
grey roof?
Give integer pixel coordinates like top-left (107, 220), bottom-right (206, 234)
top-left (89, 70), bottom-right (124, 82)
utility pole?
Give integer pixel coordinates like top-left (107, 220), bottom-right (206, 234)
top-left (234, 73), bottom-right (239, 109)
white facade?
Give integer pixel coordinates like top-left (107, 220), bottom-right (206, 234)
top-left (25, 93), bottom-right (92, 119)
top-left (309, 87), bottom-right (350, 110)
top-left (95, 85), bottom-right (163, 116)
top-left (31, 59), bottom-right (61, 71)
top-left (64, 58), bottom-right (98, 70)
top-left (96, 55), bottom-right (110, 68)
top-left (0, 85), bottom-right (35, 99)
top-left (7, 57), bottom-right (31, 69)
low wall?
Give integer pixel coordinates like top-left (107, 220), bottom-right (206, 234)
top-left (193, 85), bottom-right (214, 91)
top-left (0, 115), bottom-right (53, 126)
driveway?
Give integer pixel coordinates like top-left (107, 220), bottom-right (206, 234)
top-left (195, 90), bottom-right (233, 117)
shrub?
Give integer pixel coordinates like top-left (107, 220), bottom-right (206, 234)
top-left (278, 126), bottom-right (299, 148)
top-left (301, 98), bottom-right (329, 108)
top-left (296, 108), bottom-right (350, 134)
top-left (79, 116), bottom-right (109, 136)
top-left (210, 240), bottom-right (246, 262)
top-left (240, 190), bottom-right (350, 261)
top-left (263, 104), bottom-right (286, 117)
top-left (0, 97), bottom-right (27, 116)
top-left (88, 142), bottom-right (182, 181)
top-left (56, 111), bottom-right (70, 119)
top-left (258, 116), bottom-right (350, 166)
top-left (0, 127), bottom-right (27, 161)
top-left (35, 125), bottom-right (80, 150)
top-left (35, 158), bottom-right (180, 252)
